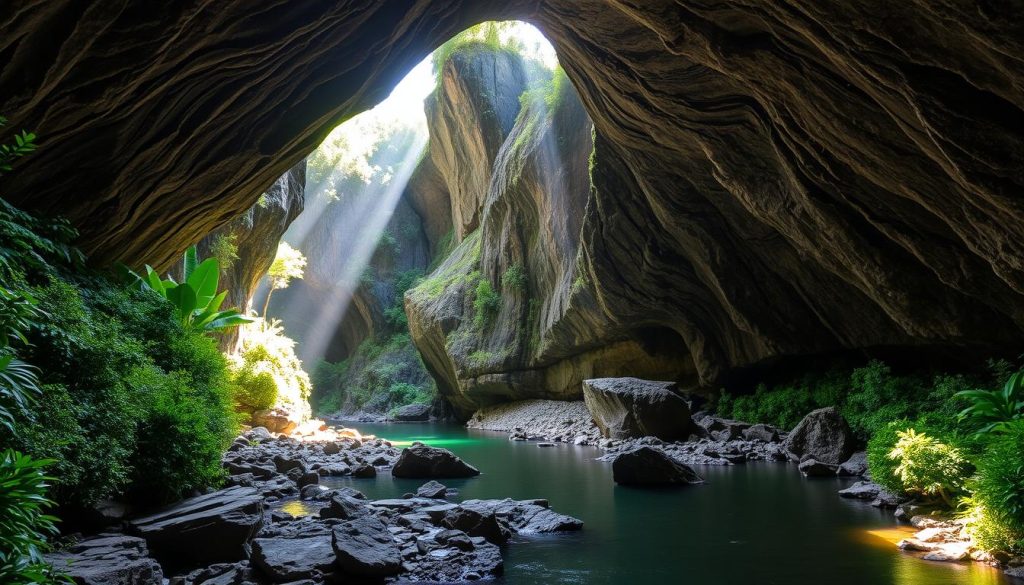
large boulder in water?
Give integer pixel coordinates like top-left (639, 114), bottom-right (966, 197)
top-left (583, 377), bottom-right (693, 440)
top-left (332, 515), bottom-right (403, 576)
top-left (394, 403), bottom-right (431, 422)
top-left (612, 447), bottom-right (704, 486)
top-left (391, 444), bottom-right (480, 478)
top-left (126, 486), bottom-right (263, 568)
top-left (784, 407), bottom-right (857, 465)
top-left (46, 534), bottom-right (164, 585)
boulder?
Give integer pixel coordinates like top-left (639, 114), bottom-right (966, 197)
top-left (838, 451), bottom-right (868, 476)
top-left (742, 423), bottom-right (780, 443)
top-left (392, 445), bottom-right (480, 478)
top-left (319, 494), bottom-right (368, 520)
top-left (784, 407), bottom-right (856, 465)
top-left (251, 407), bottom-right (300, 435)
top-left (352, 463), bottom-right (376, 478)
top-left (251, 534), bottom-right (336, 582)
top-left (798, 458), bottom-right (838, 477)
top-left (441, 506), bottom-right (512, 544)
top-left (46, 534), bottom-right (163, 585)
top-left (126, 486), bottom-right (263, 568)
top-left (332, 515), bottom-right (403, 577)
top-left (394, 403), bottom-right (431, 422)
top-left (583, 378), bottom-right (692, 440)
top-left (838, 481), bottom-right (883, 500)
top-left (416, 480), bottom-right (449, 499)
top-left (611, 447), bottom-right (704, 486)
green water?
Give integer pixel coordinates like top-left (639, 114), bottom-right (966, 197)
top-left (307, 423), bottom-right (1008, 585)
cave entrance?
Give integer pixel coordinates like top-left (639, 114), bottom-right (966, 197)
top-left (250, 22), bottom-right (565, 416)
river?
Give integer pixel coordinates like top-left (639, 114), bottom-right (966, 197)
top-left (284, 422), bottom-right (1008, 585)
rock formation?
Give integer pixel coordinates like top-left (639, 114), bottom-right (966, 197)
top-left (2, 1), bottom-right (1022, 411)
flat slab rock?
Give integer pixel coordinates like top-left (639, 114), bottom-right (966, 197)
top-left (126, 485), bottom-right (263, 568)
top-left (583, 377), bottom-right (693, 441)
top-left (392, 444), bottom-right (480, 478)
top-left (252, 533), bottom-right (336, 581)
top-left (46, 534), bottom-right (163, 585)
top-left (612, 446), bottom-right (704, 486)
top-left (333, 514), bottom-right (404, 576)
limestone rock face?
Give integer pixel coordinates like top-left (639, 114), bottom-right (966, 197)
top-left (2, 1), bottom-right (1023, 406)
top-left (582, 378), bottom-right (693, 441)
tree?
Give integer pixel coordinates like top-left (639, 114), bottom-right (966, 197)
top-left (263, 242), bottom-right (306, 317)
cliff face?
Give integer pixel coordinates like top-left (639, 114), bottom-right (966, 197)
top-left (2, 1), bottom-right (1022, 407)
top-left (406, 53), bottom-right (694, 415)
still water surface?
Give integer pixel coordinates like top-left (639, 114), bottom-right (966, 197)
top-left (296, 423), bottom-right (1007, 585)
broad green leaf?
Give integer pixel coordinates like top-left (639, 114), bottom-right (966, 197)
top-left (187, 258), bottom-right (219, 306)
top-left (183, 245), bottom-right (198, 280)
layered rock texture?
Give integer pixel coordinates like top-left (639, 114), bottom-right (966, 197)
top-left (3, 1), bottom-right (1022, 410)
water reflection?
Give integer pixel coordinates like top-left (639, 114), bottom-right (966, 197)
top-left (276, 423), bottom-right (1009, 585)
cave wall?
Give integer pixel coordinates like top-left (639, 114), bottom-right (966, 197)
top-left (2, 0), bottom-right (1022, 407)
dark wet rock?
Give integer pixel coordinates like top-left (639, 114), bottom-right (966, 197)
top-left (127, 486), bottom-right (263, 568)
top-left (838, 481), bottom-right (883, 500)
top-left (416, 480), bottom-right (449, 499)
top-left (180, 561), bottom-right (256, 585)
top-left (296, 471), bottom-right (319, 488)
top-left (458, 499), bottom-right (583, 534)
top-left (319, 494), bottom-right (369, 520)
top-left (612, 447), bottom-right (704, 486)
top-left (742, 424), bottom-right (780, 443)
top-left (352, 463), bottom-right (377, 478)
top-left (838, 451), bottom-right (869, 476)
top-left (392, 445), bottom-right (480, 479)
top-left (46, 534), bottom-right (163, 585)
top-left (784, 407), bottom-right (856, 465)
top-left (251, 534), bottom-right (336, 582)
top-left (441, 506), bottom-right (512, 544)
top-left (394, 403), bottom-right (431, 422)
top-left (582, 378), bottom-right (693, 440)
top-left (798, 458), bottom-right (838, 477)
top-left (871, 490), bottom-right (903, 509)
top-left (332, 515), bottom-right (403, 577)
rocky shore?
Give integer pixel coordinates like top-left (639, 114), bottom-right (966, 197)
top-left (46, 424), bottom-right (583, 584)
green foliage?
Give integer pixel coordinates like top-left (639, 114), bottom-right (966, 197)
top-left (431, 23), bottom-right (524, 84)
top-left (959, 495), bottom-right (1023, 555)
top-left (473, 279), bottom-right (500, 328)
top-left (0, 199), bottom-right (82, 278)
top-left (127, 366), bottom-right (235, 504)
top-left (887, 428), bottom-right (970, 505)
top-left (717, 360), bottom-right (971, 438)
top-left (501, 264), bottom-right (527, 292)
top-left (383, 269), bottom-right (424, 331)
top-left (125, 245), bottom-right (251, 333)
top-left (867, 421), bottom-right (906, 495)
top-left (228, 319), bottom-right (311, 418)
top-left (966, 420), bottom-right (1024, 552)
top-left (0, 117), bottom-right (37, 176)
top-left (0, 450), bottom-right (67, 585)
top-left (956, 368), bottom-right (1024, 435)
top-left (311, 333), bottom-right (435, 416)
top-left (208, 233), bottom-right (239, 270)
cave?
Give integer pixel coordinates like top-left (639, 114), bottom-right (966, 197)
top-left (1, 3), bottom-right (1023, 584)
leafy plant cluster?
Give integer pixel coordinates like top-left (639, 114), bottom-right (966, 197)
top-left (717, 360), bottom-right (973, 437)
top-left (472, 279), bottom-right (501, 328)
top-left (227, 318), bottom-right (311, 422)
top-left (311, 333), bottom-right (435, 417)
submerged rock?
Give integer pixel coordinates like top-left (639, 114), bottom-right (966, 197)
top-left (784, 407), bottom-right (856, 465)
top-left (392, 444), bottom-right (480, 478)
top-left (126, 486), bottom-right (263, 568)
top-left (46, 534), bottom-right (163, 585)
top-left (798, 458), bottom-right (838, 477)
top-left (612, 446), bottom-right (704, 486)
top-left (416, 480), bottom-right (449, 499)
top-left (583, 377), bottom-right (693, 440)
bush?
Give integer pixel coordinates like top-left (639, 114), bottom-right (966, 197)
top-left (0, 450), bottom-right (66, 585)
top-left (228, 319), bottom-right (311, 419)
top-left (967, 421), bottom-right (1024, 552)
top-left (128, 366), bottom-right (234, 504)
top-left (500, 264), bottom-right (527, 292)
top-left (472, 279), bottom-right (500, 328)
top-left (867, 421), bottom-right (970, 504)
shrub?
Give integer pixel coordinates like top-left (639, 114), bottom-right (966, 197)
top-left (128, 366), bottom-right (234, 504)
top-left (960, 495), bottom-right (1023, 555)
top-left (500, 264), bottom-right (527, 292)
top-left (472, 279), bottom-right (500, 328)
top-left (968, 421), bottom-right (1024, 551)
top-left (956, 368), bottom-right (1024, 435)
top-left (0, 450), bottom-right (66, 585)
top-left (888, 428), bottom-right (970, 505)
top-left (228, 319), bottom-right (311, 418)
top-left (866, 421), bottom-right (906, 495)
